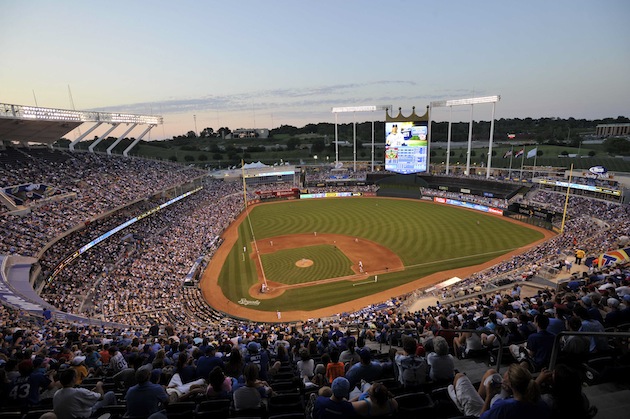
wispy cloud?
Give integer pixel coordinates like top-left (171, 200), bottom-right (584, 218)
top-left (90, 80), bottom-right (421, 115)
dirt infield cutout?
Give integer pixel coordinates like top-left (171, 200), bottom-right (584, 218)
top-left (247, 233), bottom-right (404, 300)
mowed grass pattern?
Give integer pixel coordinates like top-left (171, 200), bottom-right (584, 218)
top-left (217, 198), bottom-right (546, 312)
top-left (262, 245), bottom-right (354, 284)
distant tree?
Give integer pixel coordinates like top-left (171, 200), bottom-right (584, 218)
top-left (184, 154), bottom-right (195, 162)
top-left (537, 149), bottom-right (544, 156)
top-left (302, 123), bottom-right (318, 133)
top-left (200, 127), bottom-right (214, 138)
top-left (213, 153), bottom-right (223, 160)
top-left (217, 127), bottom-right (231, 138)
top-left (604, 137), bottom-right (630, 155)
top-left (312, 139), bottom-right (326, 153)
top-left (169, 155), bottom-right (177, 162)
top-left (286, 138), bottom-right (300, 151)
top-left (186, 131), bottom-right (197, 138)
top-left (198, 154), bottom-right (208, 161)
top-left (588, 150), bottom-right (596, 157)
top-left (272, 124), bottom-right (299, 136)
top-left (560, 150), bottom-right (569, 156)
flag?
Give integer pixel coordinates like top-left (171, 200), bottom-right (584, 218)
top-left (514, 148), bottom-right (524, 158)
top-left (527, 148), bottom-right (538, 158)
top-left (503, 150), bottom-right (512, 158)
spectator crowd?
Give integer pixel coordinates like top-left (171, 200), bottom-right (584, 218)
top-left (0, 147), bottom-right (628, 418)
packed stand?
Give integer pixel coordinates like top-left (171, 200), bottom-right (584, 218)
top-left (0, 150), bottom-right (204, 257)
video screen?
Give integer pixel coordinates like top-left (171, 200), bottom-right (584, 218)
top-left (384, 121), bottom-right (428, 174)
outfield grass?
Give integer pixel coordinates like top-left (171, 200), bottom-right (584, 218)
top-left (217, 197), bottom-right (545, 311)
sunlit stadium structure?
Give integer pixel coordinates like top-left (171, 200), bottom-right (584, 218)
top-left (0, 102), bottom-right (162, 156)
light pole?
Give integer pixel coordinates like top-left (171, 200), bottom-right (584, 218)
top-left (193, 114), bottom-right (198, 137)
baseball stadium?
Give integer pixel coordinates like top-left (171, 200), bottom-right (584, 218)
top-left (1, 102), bottom-right (629, 418)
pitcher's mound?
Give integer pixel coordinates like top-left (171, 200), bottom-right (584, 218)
top-left (295, 258), bottom-right (314, 268)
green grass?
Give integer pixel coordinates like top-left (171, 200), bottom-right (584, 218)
top-left (262, 245), bottom-right (354, 285)
top-left (217, 198), bottom-right (545, 311)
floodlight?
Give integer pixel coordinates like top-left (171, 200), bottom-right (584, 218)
top-left (430, 95), bottom-right (500, 108)
top-left (332, 105), bottom-right (377, 113)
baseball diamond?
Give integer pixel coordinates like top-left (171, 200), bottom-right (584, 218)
top-left (200, 197), bottom-right (552, 322)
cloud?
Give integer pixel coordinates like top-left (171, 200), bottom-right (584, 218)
top-left (90, 80), bottom-right (421, 115)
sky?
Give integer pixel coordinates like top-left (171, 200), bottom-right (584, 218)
top-left (1, 0), bottom-right (629, 141)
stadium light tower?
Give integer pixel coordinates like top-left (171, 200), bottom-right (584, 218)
top-left (429, 95), bottom-right (500, 178)
top-left (331, 105), bottom-right (390, 171)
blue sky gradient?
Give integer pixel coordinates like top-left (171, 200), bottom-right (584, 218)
top-left (1, 0), bottom-right (629, 139)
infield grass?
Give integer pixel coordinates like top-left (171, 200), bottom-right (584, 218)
top-left (261, 245), bottom-right (354, 285)
top-left (217, 197), bottom-right (546, 311)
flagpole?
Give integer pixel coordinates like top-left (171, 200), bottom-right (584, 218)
top-left (519, 149), bottom-right (525, 178)
top-left (532, 151), bottom-right (538, 180)
top-left (508, 145), bottom-right (514, 178)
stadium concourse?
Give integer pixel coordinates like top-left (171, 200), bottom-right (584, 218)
top-left (0, 146), bottom-right (629, 418)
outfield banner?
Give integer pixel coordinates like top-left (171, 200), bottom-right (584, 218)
top-left (300, 192), bottom-right (362, 199)
top-left (538, 179), bottom-right (621, 196)
top-left (433, 197), bottom-right (503, 215)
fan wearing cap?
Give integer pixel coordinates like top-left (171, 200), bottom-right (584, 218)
top-left (604, 297), bottom-right (623, 328)
top-left (195, 344), bottom-right (224, 380)
top-left (244, 341), bottom-right (271, 381)
top-left (313, 377), bottom-right (358, 419)
top-left (71, 355), bottom-right (88, 385)
top-left (579, 295), bottom-right (604, 324)
top-left (345, 348), bottom-right (383, 390)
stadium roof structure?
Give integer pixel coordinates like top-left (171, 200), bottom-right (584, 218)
top-left (0, 103), bottom-right (163, 156)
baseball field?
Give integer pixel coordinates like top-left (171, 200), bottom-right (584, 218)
top-left (200, 197), bottom-right (552, 321)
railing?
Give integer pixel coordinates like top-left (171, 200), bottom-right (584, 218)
top-left (373, 327), bottom-right (510, 372)
top-left (548, 330), bottom-right (630, 370)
